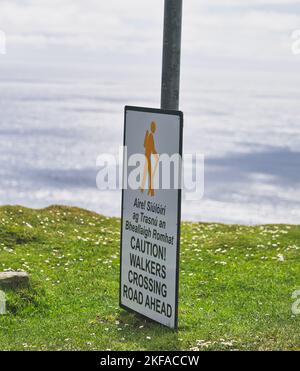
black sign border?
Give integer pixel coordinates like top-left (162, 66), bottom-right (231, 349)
top-left (119, 105), bottom-right (183, 330)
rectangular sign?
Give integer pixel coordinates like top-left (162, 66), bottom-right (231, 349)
top-left (120, 106), bottom-right (183, 329)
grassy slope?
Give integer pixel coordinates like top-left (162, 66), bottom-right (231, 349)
top-left (0, 205), bottom-right (299, 351)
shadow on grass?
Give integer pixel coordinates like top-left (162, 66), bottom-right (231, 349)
top-left (4, 282), bottom-right (49, 316)
top-left (117, 310), bottom-right (182, 350)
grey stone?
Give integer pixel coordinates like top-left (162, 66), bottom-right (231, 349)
top-left (0, 272), bottom-right (29, 289)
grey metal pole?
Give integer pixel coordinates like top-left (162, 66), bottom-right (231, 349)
top-left (161, 0), bottom-right (183, 111)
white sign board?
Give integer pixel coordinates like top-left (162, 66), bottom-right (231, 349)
top-left (120, 106), bottom-right (183, 329)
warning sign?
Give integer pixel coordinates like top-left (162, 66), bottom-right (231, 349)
top-left (120, 106), bottom-right (183, 329)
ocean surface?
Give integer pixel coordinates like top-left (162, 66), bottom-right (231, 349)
top-left (1, 66), bottom-right (300, 225)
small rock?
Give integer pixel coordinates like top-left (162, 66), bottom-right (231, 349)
top-left (0, 272), bottom-right (29, 289)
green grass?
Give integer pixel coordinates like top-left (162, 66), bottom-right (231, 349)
top-left (0, 205), bottom-right (299, 351)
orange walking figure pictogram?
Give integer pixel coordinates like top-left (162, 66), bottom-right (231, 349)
top-left (140, 121), bottom-right (159, 197)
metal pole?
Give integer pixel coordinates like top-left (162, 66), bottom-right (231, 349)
top-left (161, 0), bottom-right (183, 111)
